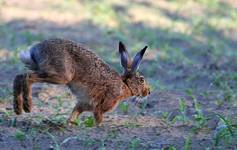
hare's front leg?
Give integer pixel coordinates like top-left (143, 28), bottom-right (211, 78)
top-left (67, 103), bottom-right (83, 125)
top-left (93, 110), bottom-right (103, 126)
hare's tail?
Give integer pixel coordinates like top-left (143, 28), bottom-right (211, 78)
top-left (19, 47), bottom-right (38, 70)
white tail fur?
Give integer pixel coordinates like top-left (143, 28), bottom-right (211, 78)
top-left (19, 50), bottom-right (32, 65)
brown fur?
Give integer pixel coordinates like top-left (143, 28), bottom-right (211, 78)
top-left (13, 39), bottom-right (150, 125)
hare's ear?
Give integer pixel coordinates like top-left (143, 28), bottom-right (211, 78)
top-left (119, 41), bottom-right (129, 71)
top-left (131, 46), bottom-right (148, 72)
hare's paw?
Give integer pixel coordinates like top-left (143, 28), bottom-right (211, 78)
top-left (23, 97), bottom-right (32, 113)
top-left (93, 110), bottom-right (104, 127)
top-left (67, 119), bottom-right (78, 127)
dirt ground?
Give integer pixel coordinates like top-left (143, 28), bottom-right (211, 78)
top-left (0, 0), bottom-right (237, 150)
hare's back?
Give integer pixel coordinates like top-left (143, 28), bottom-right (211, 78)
top-left (29, 39), bottom-right (76, 80)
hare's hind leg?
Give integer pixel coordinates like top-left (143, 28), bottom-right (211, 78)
top-left (22, 74), bottom-right (33, 113)
top-left (13, 75), bottom-right (24, 114)
top-left (14, 72), bottom-right (71, 114)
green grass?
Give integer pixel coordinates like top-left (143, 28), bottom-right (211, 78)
top-left (119, 102), bottom-right (129, 114)
top-left (14, 130), bottom-right (26, 141)
top-left (84, 116), bottom-right (95, 127)
top-left (214, 114), bottom-right (237, 146)
top-left (129, 137), bottom-right (141, 150)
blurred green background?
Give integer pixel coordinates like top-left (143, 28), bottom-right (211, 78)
top-left (0, 0), bottom-right (237, 149)
top-left (0, 0), bottom-right (236, 95)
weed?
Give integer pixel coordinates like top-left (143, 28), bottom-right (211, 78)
top-left (162, 146), bottom-right (177, 150)
top-left (119, 102), bottom-right (129, 114)
top-left (162, 111), bottom-right (169, 120)
top-left (14, 130), bottom-right (26, 141)
top-left (214, 114), bottom-right (237, 146)
top-left (184, 136), bottom-right (192, 150)
top-left (192, 98), bottom-right (206, 129)
top-left (185, 88), bottom-right (195, 100)
top-left (129, 137), bottom-right (141, 150)
top-left (74, 118), bottom-right (82, 126)
top-left (84, 116), bottom-right (95, 127)
top-left (215, 99), bottom-right (224, 107)
top-left (223, 88), bottom-right (235, 102)
top-left (3, 110), bottom-right (13, 118)
top-left (177, 98), bottom-right (189, 124)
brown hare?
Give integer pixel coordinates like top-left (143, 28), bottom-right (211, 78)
top-left (13, 39), bottom-right (150, 126)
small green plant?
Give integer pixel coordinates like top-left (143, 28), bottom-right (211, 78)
top-left (74, 118), bottom-right (81, 126)
top-left (170, 99), bottom-right (189, 124)
top-left (214, 114), bottom-right (237, 146)
top-left (84, 116), bottom-right (95, 127)
top-left (178, 98), bottom-right (189, 124)
top-left (162, 146), bottom-right (177, 150)
top-left (223, 88), bottom-right (235, 102)
top-left (4, 110), bottom-right (13, 118)
top-left (192, 98), bottom-right (206, 129)
top-left (215, 99), bottom-right (224, 107)
top-left (129, 137), bottom-right (141, 150)
top-left (162, 111), bottom-right (169, 120)
top-left (184, 136), bottom-right (192, 150)
top-left (119, 102), bottom-right (129, 114)
top-left (185, 88), bottom-right (195, 99)
top-left (14, 130), bottom-right (26, 141)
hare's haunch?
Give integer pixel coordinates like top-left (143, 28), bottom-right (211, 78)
top-left (13, 39), bottom-right (150, 125)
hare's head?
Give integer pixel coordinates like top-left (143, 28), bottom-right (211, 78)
top-left (119, 42), bottom-right (150, 97)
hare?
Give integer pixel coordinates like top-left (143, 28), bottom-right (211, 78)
top-left (13, 38), bottom-right (150, 125)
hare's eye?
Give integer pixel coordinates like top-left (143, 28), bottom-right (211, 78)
top-left (140, 76), bottom-right (145, 83)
